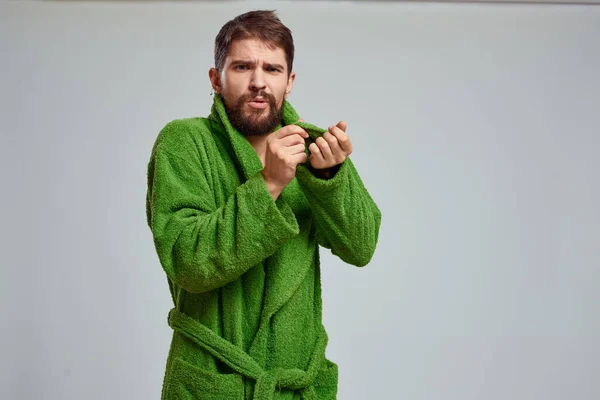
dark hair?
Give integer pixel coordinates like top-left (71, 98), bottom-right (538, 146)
top-left (214, 10), bottom-right (295, 76)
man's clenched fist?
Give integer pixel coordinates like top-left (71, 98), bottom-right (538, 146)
top-left (262, 125), bottom-right (309, 201)
top-left (308, 121), bottom-right (353, 170)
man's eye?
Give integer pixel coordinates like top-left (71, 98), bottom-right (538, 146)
top-left (235, 65), bottom-right (248, 70)
top-left (267, 67), bottom-right (280, 73)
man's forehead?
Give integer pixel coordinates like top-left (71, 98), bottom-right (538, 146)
top-left (226, 38), bottom-right (286, 64)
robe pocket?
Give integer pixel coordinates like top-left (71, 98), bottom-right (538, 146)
top-left (312, 358), bottom-right (339, 398)
top-left (165, 356), bottom-right (244, 400)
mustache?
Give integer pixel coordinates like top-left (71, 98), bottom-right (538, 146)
top-left (240, 91), bottom-right (276, 105)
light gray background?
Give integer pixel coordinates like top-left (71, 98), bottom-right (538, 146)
top-left (1, 0), bottom-right (599, 399)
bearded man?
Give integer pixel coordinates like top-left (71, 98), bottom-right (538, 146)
top-left (146, 9), bottom-right (381, 400)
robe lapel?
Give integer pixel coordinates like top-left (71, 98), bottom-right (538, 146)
top-left (208, 94), bottom-right (327, 359)
top-left (208, 95), bottom-right (264, 180)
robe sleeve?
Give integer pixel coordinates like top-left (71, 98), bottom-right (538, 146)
top-left (295, 158), bottom-right (382, 267)
top-left (146, 122), bottom-right (300, 294)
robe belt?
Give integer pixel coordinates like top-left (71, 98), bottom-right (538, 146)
top-left (167, 307), bottom-right (328, 400)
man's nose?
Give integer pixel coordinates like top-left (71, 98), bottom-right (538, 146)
top-left (249, 69), bottom-right (266, 91)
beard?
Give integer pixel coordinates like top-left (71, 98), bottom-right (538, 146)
top-left (222, 91), bottom-right (282, 137)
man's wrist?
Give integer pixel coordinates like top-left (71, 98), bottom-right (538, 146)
top-left (308, 163), bottom-right (341, 180)
top-left (262, 173), bottom-right (284, 201)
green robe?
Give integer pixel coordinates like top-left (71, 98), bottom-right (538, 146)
top-left (146, 94), bottom-right (381, 399)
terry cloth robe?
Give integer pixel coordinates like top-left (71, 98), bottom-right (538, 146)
top-left (146, 94), bottom-right (382, 400)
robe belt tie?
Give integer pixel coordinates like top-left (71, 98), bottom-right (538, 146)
top-left (167, 307), bottom-right (327, 400)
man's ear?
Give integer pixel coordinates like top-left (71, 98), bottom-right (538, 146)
top-left (284, 71), bottom-right (296, 99)
top-left (208, 68), bottom-right (222, 94)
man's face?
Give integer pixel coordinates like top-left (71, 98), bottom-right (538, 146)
top-left (210, 38), bottom-right (295, 137)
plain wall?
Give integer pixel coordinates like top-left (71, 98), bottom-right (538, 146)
top-left (1, 0), bottom-right (599, 399)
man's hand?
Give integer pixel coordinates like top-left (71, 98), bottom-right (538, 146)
top-left (262, 125), bottom-right (309, 201)
top-left (308, 121), bottom-right (353, 170)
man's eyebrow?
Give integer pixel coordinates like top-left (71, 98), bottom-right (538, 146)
top-left (230, 60), bottom-right (284, 70)
top-left (231, 59), bottom-right (254, 65)
top-left (265, 63), bottom-right (285, 70)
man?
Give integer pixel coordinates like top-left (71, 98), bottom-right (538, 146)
top-left (146, 10), bottom-right (381, 400)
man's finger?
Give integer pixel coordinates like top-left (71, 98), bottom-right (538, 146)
top-left (323, 130), bottom-right (343, 159)
top-left (287, 143), bottom-right (306, 155)
top-left (292, 151), bottom-right (308, 166)
top-left (280, 133), bottom-right (306, 147)
top-left (309, 143), bottom-right (324, 164)
top-left (275, 125), bottom-right (309, 139)
top-left (315, 136), bottom-right (333, 161)
top-left (329, 125), bottom-right (352, 154)
top-left (336, 120), bottom-right (347, 133)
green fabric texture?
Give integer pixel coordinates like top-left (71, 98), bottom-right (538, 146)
top-left (146, 94), bottom-right (382, 399)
